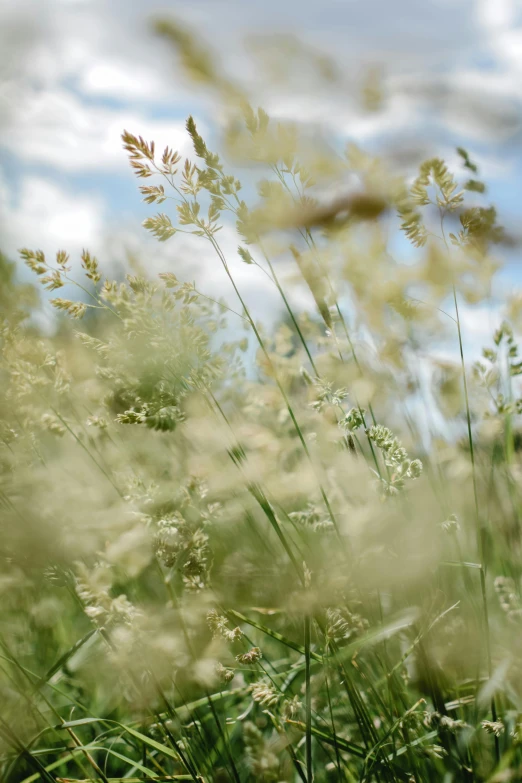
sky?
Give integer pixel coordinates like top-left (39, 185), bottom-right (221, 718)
top-left (1, 0), bottom-right (522, 346)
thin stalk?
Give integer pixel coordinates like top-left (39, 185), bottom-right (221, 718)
top-left (204, 229), bottom-right (344, 543)
top-left (451, 285), bottom-right (481, 556)
top-left (322, 653), bottom-right (342, 780)
top-left (304, 614), bottom-right (313, 783)
top-left (439, 204), bottom-right (498, 766)
top-left (480, 565), bottom-right (500, 762)
top-left (258, 239), bottom-right (318, 374)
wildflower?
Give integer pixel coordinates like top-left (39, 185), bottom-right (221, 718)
top-left (310, 377), bottom-right (348, 412)
top-left (481, 720), bottom-right (505, 737)
top-left (207, 610), bottom-right (243, 642)
top-left (40, 413), bottom-right (65, 437)
top-left (368, 425), bottom-right (407, 466)
top-left (439, 513), bottom-right (459, 533)
top-left (86, 415), bottom-right (108, 429)
top-left (423, 711), bottom-right (469, 733)
top-left (282, 695), bottom-right (302, 720)
top-left (368, 423), bottom-right (422, 492)
top-left (236, 647), bottom-right (262, 664)
top-left (494, 577), bottom-right (522, 622)
top-left (339, 407), bottom-right (365, 432)
top-left (326, 607), bottom-right (369, 642)
top-left (250, 680), bottom-right (280, 708)
top-left (289, 503), bottom-right (333, 532)
top-left (408, 459), bottom-right (423, 479)
top-left (50, 298), bottom-right (87, 319)
top-left (215, 662), bottom-right (235, 683)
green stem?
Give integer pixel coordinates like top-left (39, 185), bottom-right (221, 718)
top-left (304, 614), bottom-right (313, 783)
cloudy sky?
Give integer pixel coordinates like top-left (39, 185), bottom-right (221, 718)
top-left (1, 0), bottom-right (522, 339)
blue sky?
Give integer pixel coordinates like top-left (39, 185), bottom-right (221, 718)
top-left (1, 0), bottom-right (522, 345)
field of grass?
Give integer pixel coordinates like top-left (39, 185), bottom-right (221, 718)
top-left (2, 26), bottom-right (522, 783)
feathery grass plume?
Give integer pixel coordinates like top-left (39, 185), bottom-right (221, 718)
top-left (4, 19), bottom-right (522, 783)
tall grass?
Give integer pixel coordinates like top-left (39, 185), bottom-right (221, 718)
top-left (2, 21), bottom-right (522, 783)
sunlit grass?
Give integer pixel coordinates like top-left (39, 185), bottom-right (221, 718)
top-left (2, 24), bottom-right (522, 783)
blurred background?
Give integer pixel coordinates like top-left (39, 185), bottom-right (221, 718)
top-left (1, 0), bottom-right (521, 342)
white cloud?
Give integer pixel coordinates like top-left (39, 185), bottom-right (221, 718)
top-left (477, 0), bottom-right (517, 31)
top-left (79, 60), bottom-right (169, 101)
top-left (0, 0), bottom-right (189, 135)
top-left (1, 0), bottom-right (520, 176)
top-left (1, 87), bottom-right (193, 171)
top-left (265, 89), bottom-right (416, 143)
top-left (0, 172), bottom-right (104, 258)
top-left (488, 28), bottom-right (522, 80)
top-left (459, 303), bottom-right (503, 353)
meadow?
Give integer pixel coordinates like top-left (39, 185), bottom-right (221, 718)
top-left (2, 21), bottom-right (522, 783)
